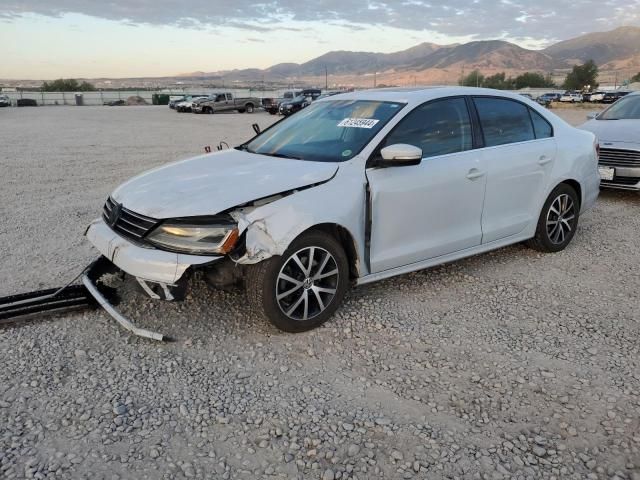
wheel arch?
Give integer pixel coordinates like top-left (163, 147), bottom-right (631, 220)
top-left (559, 178), bottom-right (582, 209)
top-left (302, 223), bottom-right (360, 280)
top-left (234, 217), bottom-right (361, 280)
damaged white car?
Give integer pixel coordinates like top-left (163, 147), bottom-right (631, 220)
top-left (84, 87), bottom-right (600, 338)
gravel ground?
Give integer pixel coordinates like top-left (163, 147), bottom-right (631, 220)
top-left (1, 105), bottom-right (639, 480)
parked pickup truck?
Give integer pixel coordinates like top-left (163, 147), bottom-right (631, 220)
top-left (193, 93), bottom-right (260, 114)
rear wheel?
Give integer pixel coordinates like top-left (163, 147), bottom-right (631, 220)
top-left (245, 231), bottom-right (349, 332)
top-left (526, 183), bottom-right (580, 252)
top-left (245, 103), bottom-right (254, 113)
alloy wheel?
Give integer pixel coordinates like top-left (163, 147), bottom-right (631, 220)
top-left (276, 247), bottom-right (339, 321)
top-left (546, 193), bottom-right (575, 245)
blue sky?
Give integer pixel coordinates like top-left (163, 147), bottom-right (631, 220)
top-left (1, 1), bottom-right (639, 79)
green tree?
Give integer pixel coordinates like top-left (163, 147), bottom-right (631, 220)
top-left (483, 72), bottom-right (512, 90)
top-left (563, 60), bottom-right (598, 91)
top-left (514, 72), bottom-right (554, 89)
top-left (631, 72), bottom-right (640, 83)
top-left (41, 79), bottom-right (96, 91)
top-left (460, 70), bottom-right (484, 87)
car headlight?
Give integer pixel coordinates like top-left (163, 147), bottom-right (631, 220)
top-left (147, 221), bottom-right (239, 255)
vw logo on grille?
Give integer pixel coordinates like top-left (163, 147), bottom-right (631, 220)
top-left (109, 202), bottom-right (122, 227)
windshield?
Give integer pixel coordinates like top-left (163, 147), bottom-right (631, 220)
top-left (598, 95), bottom-right (640, 120)
top-left (244, 100), bottom-right (405, 162)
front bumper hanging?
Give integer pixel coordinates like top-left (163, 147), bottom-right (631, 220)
top-left (82, 256), bottom-right (171, 342)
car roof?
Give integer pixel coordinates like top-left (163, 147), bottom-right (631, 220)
top-left (320, 86), bottom-right (549, 105)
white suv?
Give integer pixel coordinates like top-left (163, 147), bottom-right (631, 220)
top-left (560, 92), bottom-right (582, 103)
top-left (85, 87), bottom-right (600, 336)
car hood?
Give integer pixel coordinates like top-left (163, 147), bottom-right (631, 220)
top-left (580, 119), bottom-right (640, 144)
top-left (111, 149), bottom-right (338, 219)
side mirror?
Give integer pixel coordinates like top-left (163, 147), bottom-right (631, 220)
top-left (587, 112), bottom-right (599, 120)
top-left (379, 144), bottom-right (423, 167)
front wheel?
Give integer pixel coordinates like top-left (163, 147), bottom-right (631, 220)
top-left (245, 231), bottom-right (350, 332)
top-left (526, 183), bottom-right (580, 252)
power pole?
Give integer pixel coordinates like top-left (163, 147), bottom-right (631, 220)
top-left (325, 66), bottom-right (328, 90)
top-left (374, 71), bottom-right (377, 88)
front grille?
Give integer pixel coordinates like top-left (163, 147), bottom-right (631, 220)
top-left (601, 176), bottom-right (640, 187)
top-left (599, 148), bottom-right (640, 168)
top-left (102, 197), bottom-right (159, 242)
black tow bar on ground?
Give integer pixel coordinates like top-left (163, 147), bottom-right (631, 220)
top-left (1, 256), bottom-right (172, 342)
top-left (0, 284), bottom-right (96, 325)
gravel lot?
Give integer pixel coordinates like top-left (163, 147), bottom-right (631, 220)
top-left (1, 105), bottom-right (639, 480)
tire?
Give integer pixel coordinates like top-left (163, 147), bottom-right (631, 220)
top-left (245, 231), bottom-right (350, 332)
top-left (205, 107), bottom-right (213, 114)
top-left (526, 183), bottom-right (580, 253)
top-left (245, 103), bottom-right (254, 113)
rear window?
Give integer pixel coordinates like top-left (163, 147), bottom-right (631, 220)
top-left (474, 97), bottom-right (535, 147)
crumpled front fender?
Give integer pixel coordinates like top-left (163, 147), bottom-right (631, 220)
top-left (231, 205), bottom-right (314, 264)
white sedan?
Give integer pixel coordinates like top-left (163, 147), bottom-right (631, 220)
top-left (175, 96), bottom-right (207, 112)
top-left (84, 87), bottom-right (600, 337)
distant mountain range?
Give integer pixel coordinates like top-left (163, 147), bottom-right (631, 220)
top-left (180, 26), bottom-right (640, 84)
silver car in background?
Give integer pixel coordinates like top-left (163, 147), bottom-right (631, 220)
top-left (85, 87), bottom-right (600, 334)
top-left (581, 92), bottom-right (640, 190)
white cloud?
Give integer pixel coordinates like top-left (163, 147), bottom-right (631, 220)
top-left (2, 0), bottom-right (639, 44)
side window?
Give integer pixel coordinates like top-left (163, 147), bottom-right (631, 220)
top-left (383, 98), bottom-right (472, 159)
top-left (529, 108), bottom-right (553, 139)
top-left (216, 94), bottom-right (225, 102)
top-left (474, 97), bottom-right (535, 147)
top-left (226, 93), bottom-right (232, 100)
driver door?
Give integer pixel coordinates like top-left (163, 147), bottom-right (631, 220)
top-left (366, 97), bottom-right (487, 273)
top-left (214, 94), bottom-right (229, 111)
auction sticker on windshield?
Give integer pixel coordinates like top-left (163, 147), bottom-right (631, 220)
top-left (338, 118), bottom-right (380, 129)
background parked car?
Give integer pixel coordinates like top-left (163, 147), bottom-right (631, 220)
top-left (16, 98), bottom-right (37, 107)
top-left (192, 92), bottom-right (260, 114)
top-left (169, 94), bottom-right (208, 109)
top-left (536, 93), bottom-right (561, 106)
top-left (602, 91), bottom-right (631, 104)
top-left (266, 89), bottom-right (323, 115)
top-left (262, 97), bottom-right (280, 115)
top-left (278, 95), bottom-right (312, 116)
top-left (580, 91), bottom-right (640, 190)
top-left (103, 100), bottom-right (126, 106)
top-left (589, 91), bottom-right (606, 102)
top-left (560, 92), bottom-right (582, 103)
top-left (0, 94), bottom-right (10, 107)
top-left (176, 96), bottom-right (208, 112)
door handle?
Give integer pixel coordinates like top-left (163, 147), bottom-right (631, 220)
top-left (466, 169), bottom-right (485, 180)
top-left (538, 155), bottom-right (552, 165)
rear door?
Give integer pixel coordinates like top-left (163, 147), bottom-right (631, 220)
top-left (366, 97), bottom-right (487, 272)
top-left (473, 97), bottom-right (556, 243)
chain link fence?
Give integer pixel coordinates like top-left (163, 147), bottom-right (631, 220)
top-left (0, 88), bottom-right (295, 107)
